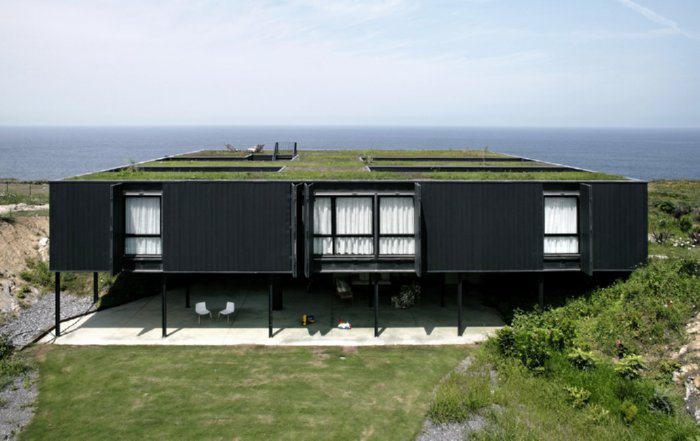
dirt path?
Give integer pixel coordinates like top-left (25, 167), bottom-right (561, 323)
top-left (0, 204), bottom-right (49, 215)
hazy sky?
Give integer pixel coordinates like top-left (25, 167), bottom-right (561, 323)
top-left (1, 0), bottom-right (699, 127)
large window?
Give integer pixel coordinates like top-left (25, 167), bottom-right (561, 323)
top-left (125, 196), bottom-right (162, 256)
top-left (313, 195), bottom-right (415, 257)
top-left (544, 196), bottom-right (578, 255)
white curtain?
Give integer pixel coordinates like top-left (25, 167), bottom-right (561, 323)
top-left (126, 237), bottom-right (162, 255)
top-left (313, 237), bottom-right (333, 254)
top-left (544, 237), bottom-right (579, 254)
top-left (313, 197), bottom-right (331, 234)
top-left (544, 197), bottom-right (577, 234)
top-left (336, 198), bottom-right (372, 234)
top-left (335, 237), bottom-right (373, 255)
top-left (126, 197), bottom-right (161, 234)
top-left (380, 238), bottom-right (415, 255)
top-left (125, 197), bottom-right (161, 255)
top-left (380, 197), bottom-right (414, 234)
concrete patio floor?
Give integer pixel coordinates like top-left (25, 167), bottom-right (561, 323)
top-left (41, 280), bottom-right (504, 346)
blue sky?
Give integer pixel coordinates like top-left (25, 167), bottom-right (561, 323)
top-left (1, 0), bottom-right (698, 127)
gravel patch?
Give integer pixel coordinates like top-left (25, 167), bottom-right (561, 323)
top-left (1, 292), bottom-right (97, 349)
top-left (0, 372), bottom-right (38, 441)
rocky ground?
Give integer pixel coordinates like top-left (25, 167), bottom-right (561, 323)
top-left (0, 212), bottom-right (49, 316)
top-left (674, 311), bottom-right (700, 423)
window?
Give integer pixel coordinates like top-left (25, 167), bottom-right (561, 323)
top-left (544, 196), bottom-right (578, 255)
top-left (379, 197), bottom-right (415, 255)
top-left (125, 196), bottom-right (162, 256)
top-left (313, 195), bottom-right (415, 257)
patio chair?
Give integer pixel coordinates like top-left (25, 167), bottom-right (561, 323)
top-left (218, 302), bottom-right (235, 323)
top-left (195, 302), bottom-right (212, 324)
top-left (247, 144), bottom-right (265, 153)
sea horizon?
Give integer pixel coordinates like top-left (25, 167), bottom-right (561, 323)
top-left (2, 125), bottom-right (699, 181)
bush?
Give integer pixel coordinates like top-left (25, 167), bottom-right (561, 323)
top-left (620, 400), bottom-right (638, 425)
top-left (615, 355), bottom-right (645, 380)
top-left (679, 215), bottom-right (694, 233)
top-left (390, 282), bottom-right (421, 309)
top-left (649, 392), bottom-right (674, 415)
top-left (564, 385), bottom-right (591, 409)
top-left (567, 348), bottom-right (597, 370)
top-left (0, 334), bottom-right (13, 361)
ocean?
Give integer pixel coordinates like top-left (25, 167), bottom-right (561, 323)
top-left (0, 126), bottom-right (698, 181)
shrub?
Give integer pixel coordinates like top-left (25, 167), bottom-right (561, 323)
top-left (0, 334), bottom-right (13, 361)
top-left (615, 355), bottom-right (645, 380)
top-left (496, 326), bottom-right (516, 357)
top-left (585, 404), bottom-right (610, 424)
top-left (651, 231), bottom-right (671, 244)
top-left (390, 282), bottom-right (421, 309)
top-left (679, 215), bottom-right (694, 233)
top-left (658, 360), bottom-right (682, 382)
top-left (649, 392), bottom-right (674, 415)
top-left (656, 200), bottom-right (675, 215)
top-left (620, 400), bottom-right (638, 425)
top-left (567, 348), bottom-right (597, 370)
top-left (564, 385), bottom-right (591, 409)
top-left (0, 213), bottom-right (16, 224)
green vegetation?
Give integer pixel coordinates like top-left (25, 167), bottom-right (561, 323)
top-left (22, 345), bottom-right (466, 440)
top-left (649, 181), bottom-right (700, 259)
top-left (72, 149), bottom-right (623, 181)
top-left (0, 334), bottom-right (30, 391)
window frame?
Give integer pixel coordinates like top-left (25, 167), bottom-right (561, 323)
top-left (543, 193), bottom-right (580, 258)
top-left (124, 193), bottom-right (163, 258)
top-left (312, 193), bottom-right (415, 259)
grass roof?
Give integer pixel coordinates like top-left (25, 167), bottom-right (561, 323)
top-left (70, 149), bottom-right (627, 181)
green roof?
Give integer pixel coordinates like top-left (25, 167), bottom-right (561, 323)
top-left (70, 149), bottom-right (627, 181)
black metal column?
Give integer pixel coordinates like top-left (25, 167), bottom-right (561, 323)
top-left (161, 274), bottom-right (167, 338)
top-left (538, 274), bottom-right (544, 311)
top-left (440, 278), bottom-right (446, 307)
top-left (373, 275), bottom-right (379, 337)
top-left (457, 274), bottom-right (463, 336)
top-left (55, 272), bottom-right (61, 337)
top-left (93, 272), bottom-right (99, 303)
top-left (185, 284), bottom-right (190, 308)
top-left (268, 276), bottom-right (274, 338)
top-left (272, 276), bottom-right (283, 310)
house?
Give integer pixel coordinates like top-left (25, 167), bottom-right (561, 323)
top-left (49, 145), bottom-right (647, 338)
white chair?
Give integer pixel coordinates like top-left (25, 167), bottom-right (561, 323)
top-left (247, 144), bottom-right (264, 153)
top-left (195, 302), bottom-right (212, 324)
top-left (219, 302), bottom-right (235, 322)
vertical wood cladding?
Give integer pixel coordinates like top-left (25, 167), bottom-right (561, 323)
top-left (162, 182), bottom-right (292, 272)
top-left (421, 182), bottom-right (544, 272)
top-left (592, 182), bottom-right (647, 270)
top-left (49, 182), bottom-right (113, 271)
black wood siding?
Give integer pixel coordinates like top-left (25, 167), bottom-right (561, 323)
top-left (49, 182), bottom-right (113, 272)
top-left (592, 182), bottom-right (647, 270)
top-left (162, 182), bottom-right (292, 272)
top-left (421, 182), bottom-right (544, 272)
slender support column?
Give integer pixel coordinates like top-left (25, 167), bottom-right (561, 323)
top-left (440, 278), bottom-right (446, 307)
top-left (268, 276), bottom-right (274, 338)
top-left (93, 272), bottom-right (99, 303)
top-left (161, 274), bottom-right (167, 338)
top-left (373, 274), bottom-right (379, 338)
top-left (457, 274), bottom-right (463, 337)
top-left (538, 274), bottom-right (544, 312)
top-left (55, 272), bottom-right (61, 337)
top-left (272, 276), bottom-right (283, 310)
top-left (185, 284), bottom-right (191, 308)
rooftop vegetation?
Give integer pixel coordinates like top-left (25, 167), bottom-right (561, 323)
top-left (70, 149), bottom-right (626, 181)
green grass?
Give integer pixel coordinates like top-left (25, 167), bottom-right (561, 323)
top-left (0, 181), bottom-right (49, 205)
top-left (22, 345), bottom-right (467, 441)
top-left (71, 149), bottom-right (623, 181)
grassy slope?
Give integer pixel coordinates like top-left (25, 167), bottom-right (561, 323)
top-left (22, 346), bottom-right (466, 441)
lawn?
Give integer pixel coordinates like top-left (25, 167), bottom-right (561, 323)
top-left (21, 345), bottom-right (467, 441)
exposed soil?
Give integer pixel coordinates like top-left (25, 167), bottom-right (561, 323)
top-left (675, 312), bottom-right (700, 422)
top-left (0, 211), bottom-right (49, 316)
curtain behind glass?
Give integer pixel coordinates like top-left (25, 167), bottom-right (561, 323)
top-left (125, 237), bottom-right (162, 255)
top-left (544, 237), bottom-right (578, 254)
top-left (544, 197), bottom-right (577, 234)
top-left (380, 197), bottom-right (414, 234)
top-left (336, 198), bottom-right (372, 234)
top-left (313, 197), bottom-right (331, 234)
top-left (126, 197), bottom-right (161, 234)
